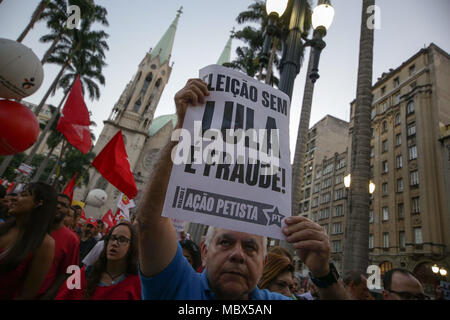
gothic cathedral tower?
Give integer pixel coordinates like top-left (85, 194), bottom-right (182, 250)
top-left (79, 8), bottom-right (183, 217)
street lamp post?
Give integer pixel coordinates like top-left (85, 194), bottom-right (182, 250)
top-left (264, 0), bottom-right (335, 99)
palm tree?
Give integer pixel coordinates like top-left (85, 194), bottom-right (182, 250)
top-left (39, 0), bottom-right (108, 64)
top-left (31, 107), bottom-right (63, 182)
top-left (16, 0), bottom-right (51, 43)
top-left (343, 0), bottom-right (375, 275)
top-left (291, 48), bottom-right (315, 215)
top-left (21, 15), bottom-right (108, 168)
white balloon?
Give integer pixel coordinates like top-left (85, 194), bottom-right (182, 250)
top-left (0, 38), bottom-right (44, 99)
top-left (86, 189), bottom-right (108, 207)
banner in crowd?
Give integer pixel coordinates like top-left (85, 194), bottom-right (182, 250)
top-left (117, 193), bottom-right (135, 221)
top-left (18, 163), bottom-right (33, 176)
top-left (162, 64), bottom-right (291, 240)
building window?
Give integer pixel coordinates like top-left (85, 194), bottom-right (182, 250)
top-left (396, 134), bottom-right (402, 146)
top-left (337, 159), bottom-right (346, 170)
top-left (322, 224), bottom-right (329, 235)
top-left (313, 212), bottom-right (318, 222)
top-left (396, 155), bottom-right (403, 169)
top-left (382, 183), bottom-right (388, 196)
top-left (382, 140), bottom-right (388, 153)
top-left (381, 102), bottom-right (388, 113)
top-left (335, 188), bottom-right (345, 200)
top-left (397, 179), bottom-right (403, 192)
top-left (407, 122), bottom-right (416, 136)
top-left (409, 145), bottom-right (417, 160)
top-left (334, 205), bottom-right (344, 217)
top-left (395, 113), bottom-right (401, 125)
top-left (132, 97), bottom-right (142, 113)
top-left (412, 197), bottom-right (420, 214)
top-left (322, 177), bottom-right (332, 189)
top-left (335, 174), bottom-right (343, 185)
top-left (382, 207), bottom-right (389, 221)
top-left (312, 197), bottom-right (319, 208)
top-left (394, 77), bottom-right (400, 88)
top-left (409, 64), bottom-right (415, 76)
top-left (319, 208), bottom-right (330, 220)
top-left (410, 170), bottom-right (419, 186)
top-left (369, 210), bottom-right (374, 223)
top-left (321, 193), bottom-right (331, 204)
top-left (398, 203), bottom-right (404, 219)
top-left (371, 108), bottom-right (376, 119)
top-left (414, 227), bottom-right (423, 244)
top-left (303, 201), bottom-right (309, 211)
top-left (369, 234), bottom-right (374, 249)
top-left (399, 231), bottom-right (406, 249)
top-left (383, 233), bottom-right (390, 248)
top-left (323, 164), bottom-right (334, 175)
top-left (331, 240), bottom-right (341, 253)
top-left (370, 147), bottom-right (374, 158)
top-left (394, 93), bottom-right (401, 105)
top-left (332, 223), bottom-right (342, 235)
top-left (313, 183), bottom-right (321, 194)
top-left (407, 101), bottom-right (415, 114)
top-left (381, 86), bottom-right (386, 95)
top-left (382, 160), bottom-right (388, 174)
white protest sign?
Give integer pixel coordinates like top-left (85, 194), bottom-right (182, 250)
top-left (162, 64), bottom-right (291, 240)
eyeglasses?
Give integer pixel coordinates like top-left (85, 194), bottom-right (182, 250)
top-left (57, 201), bottom-right (69, 208)
top-left (109, 235), bottom-right (130, 245)
top-left (387, 289), bottom-right (430, 300)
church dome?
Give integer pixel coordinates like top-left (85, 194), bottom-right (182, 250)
top-left (148, 114), bottom-right (178, 136)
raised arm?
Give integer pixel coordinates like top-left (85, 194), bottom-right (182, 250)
top-left (283, 216), bottom-right (352, 300)
top-left (137, 79), bottom-right (209, 277)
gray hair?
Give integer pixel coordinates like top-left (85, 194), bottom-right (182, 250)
top-left (204, 226), bottom-right (267, 257)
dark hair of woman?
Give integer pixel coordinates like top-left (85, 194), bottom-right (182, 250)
top-left (0, 182), bottom-right (57, 272)
top-left (180, 239), bottom-right (202, 270)
top-left (83, 221), bottom-right (138, 299)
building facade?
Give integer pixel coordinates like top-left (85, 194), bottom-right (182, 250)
top-left (348, 43), bottom-right (450, 292)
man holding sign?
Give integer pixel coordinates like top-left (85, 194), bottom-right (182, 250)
top-left (137, 68), bottom-right (350, 300)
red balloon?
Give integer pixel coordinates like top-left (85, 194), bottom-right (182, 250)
top-left (0, 99), bottom-right (39, 155)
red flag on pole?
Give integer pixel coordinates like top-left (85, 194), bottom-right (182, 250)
top-left (102, 209), bottom-right (115, 233)
top-left (6, 182), bottom-right (15, 194)
top-left (91, 130), bottom-right (138, 199)
top-left (56, 75), bottom-right (92, 154)
top-left (62, 173), bottom-right (77, 202)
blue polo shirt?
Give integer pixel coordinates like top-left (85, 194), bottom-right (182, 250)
top-left (139, 243), bottom-right (291, 300)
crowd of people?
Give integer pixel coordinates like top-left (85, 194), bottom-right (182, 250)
top-left (0, 79), bottom-right (443, 301)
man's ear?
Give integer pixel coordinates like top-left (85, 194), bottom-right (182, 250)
top-left (201, 242), bottom-right (208, 268)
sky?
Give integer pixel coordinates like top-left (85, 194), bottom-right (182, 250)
top-left (1, 0), bottom-right (449, 163)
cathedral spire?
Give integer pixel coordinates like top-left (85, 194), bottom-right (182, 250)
top-left (150, 7), bottom-right (183, 65)
top-left (217, 28), bottom-right (234, 65)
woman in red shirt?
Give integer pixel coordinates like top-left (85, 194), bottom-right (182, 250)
top-left (56, 221), bottom-right (140, 300)
top-left (0, 182), bottom-right (56, 299)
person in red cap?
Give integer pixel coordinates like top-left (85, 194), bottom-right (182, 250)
top-left (79, 217), bottom-right (98, 265)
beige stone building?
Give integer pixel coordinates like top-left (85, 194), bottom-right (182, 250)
top-left (348, 43), bottom-right (450, 292)
top-left (294, 115), bottom-right (350, 273)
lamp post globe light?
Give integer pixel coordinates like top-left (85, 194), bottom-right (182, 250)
top-left (264, 0), bottom-right (335, 99)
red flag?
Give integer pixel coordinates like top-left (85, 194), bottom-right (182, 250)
top-left (80, 209), bottom-right (87, 222)
top-left (91, 130), bottom-right (138, 199)
top-left (6, 182), bottom-right (15, 193)
top-left (56, 75), bottom-right (92, 154)
top-left (62, 173), bottom-right (77, 202)
top-left (102, 209), bottom-right (115, 233)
